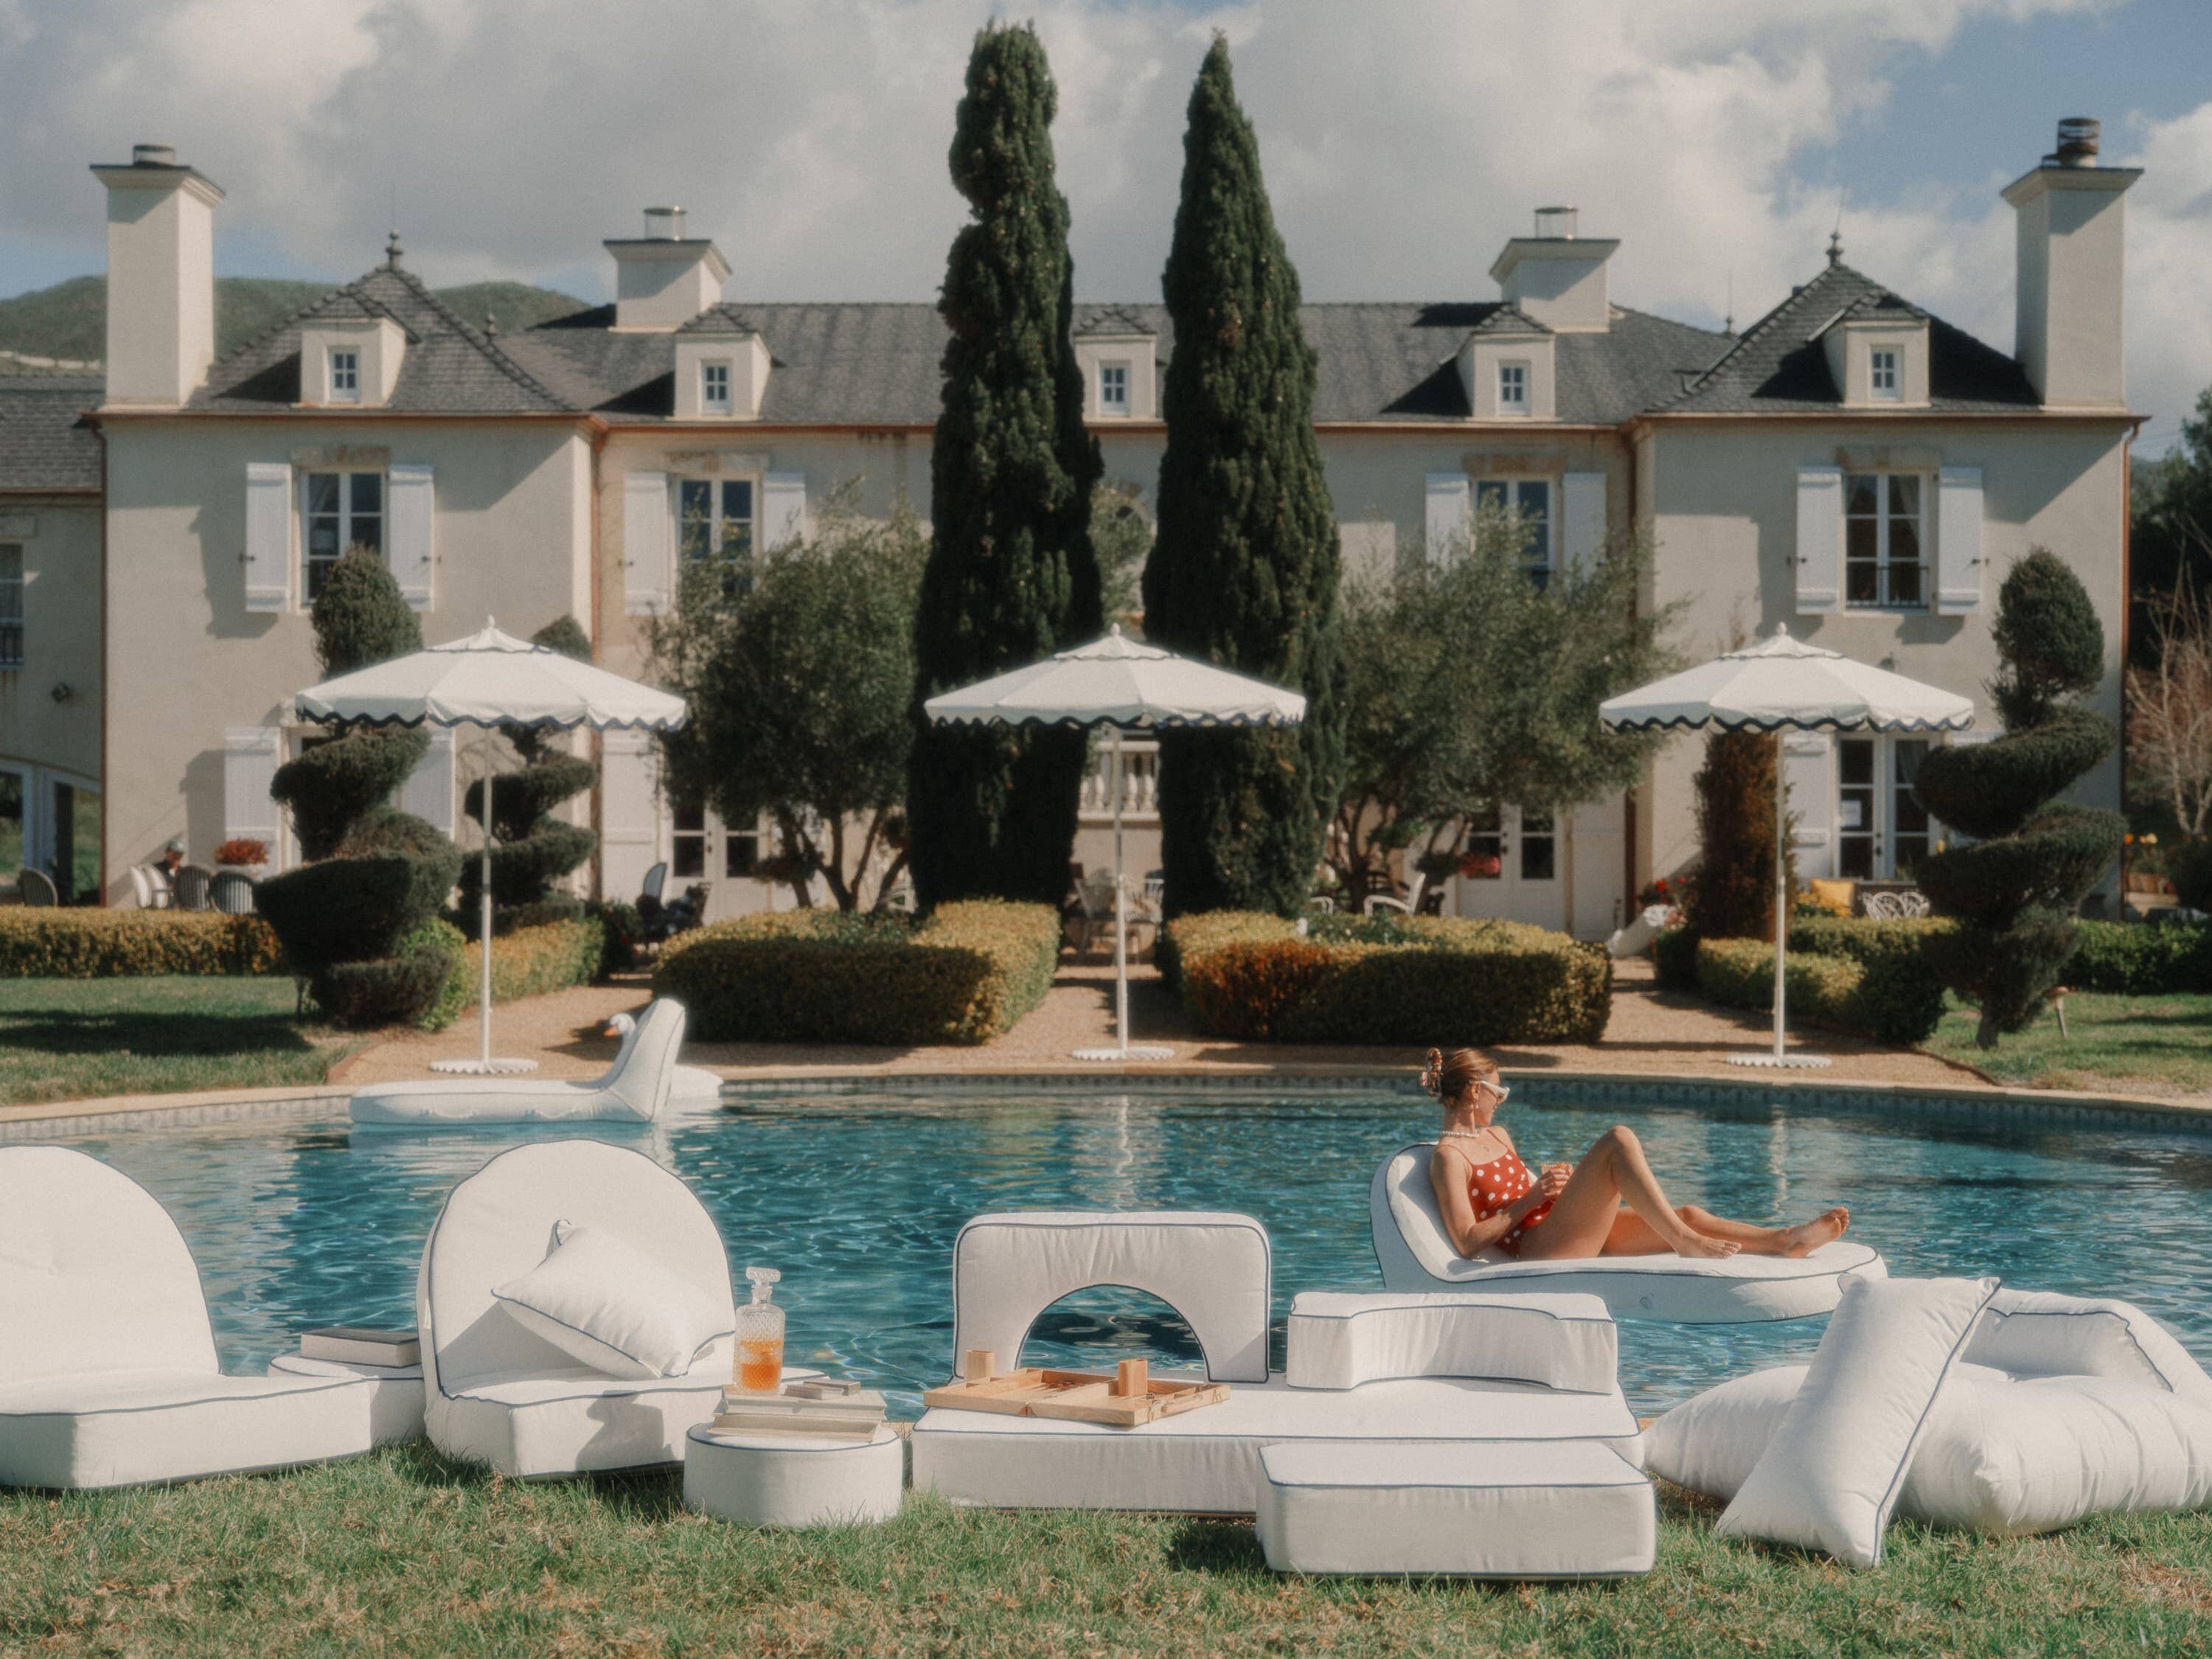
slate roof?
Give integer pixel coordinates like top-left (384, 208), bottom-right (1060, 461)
top-left (189, 262), bottom-right (569, 413)
top-left (0, 376), bottom-right (102, 492)
top-left (1660, 262), bottom-right (2037, 414)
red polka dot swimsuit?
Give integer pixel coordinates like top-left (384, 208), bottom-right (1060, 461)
top-left (1461, 1143), bottom-right (1554, 1255)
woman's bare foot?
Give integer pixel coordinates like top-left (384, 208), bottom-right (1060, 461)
top-left (1673, 1231), bottom-right (1741, 1260)
top-left (1781, 1208), bottom-right (1851, 1258)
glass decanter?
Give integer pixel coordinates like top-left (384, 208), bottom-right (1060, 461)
top-left (733, 1265), bottom-right (785, 1394)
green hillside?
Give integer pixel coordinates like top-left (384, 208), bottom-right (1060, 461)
top-left (0, 274), bottom-right (591, 364)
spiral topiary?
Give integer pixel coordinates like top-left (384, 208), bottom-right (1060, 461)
top-left (456, 616), bottom-right (601, 921)
top-left (1911, 549), bottom-right (2123, 1048)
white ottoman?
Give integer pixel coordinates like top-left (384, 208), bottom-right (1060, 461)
top-left (683, 1425), bottom-right (904, 1527)
top-left (1256, 1440), bottom-right (1655, 1579)
top-left (268, 1352), bottom-right (425, 1446)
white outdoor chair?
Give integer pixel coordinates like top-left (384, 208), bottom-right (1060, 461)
top-left (209, 869), bottom-right (256, 914)
top-left (417, 1140), bottom-right (751, 1477)
top-left (1863, 889), bottom-right (1933, 920)
top-left (0, 1147), bottom-right (388, 1489)
top-left (350, 998), bottom-right (689, 1127)
top-left (1077, 869), bottom-right (1127, 955)
top-left (1363, 871), bottom-right (1427, 917)
top-left (128, 866), bottom-right (155, 909)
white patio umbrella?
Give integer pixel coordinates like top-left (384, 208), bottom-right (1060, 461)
top-left (296, 620), bottom-right (686, 1074)
top-left (925, 626), bottom-right (1307, 1062)
top-left (1599, 624), bottom-right (1972, 1068)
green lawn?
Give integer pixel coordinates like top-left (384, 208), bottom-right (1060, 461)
top-left (1, 1449), bottom-right (2205, 1656)
top-left (1924, 991), bottom-right (2212, 1098)
top-left (0, 976), bottom-right (352, 1107)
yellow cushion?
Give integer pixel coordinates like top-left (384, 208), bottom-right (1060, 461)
top-left (1806, 878), bottom-right (1854, 917)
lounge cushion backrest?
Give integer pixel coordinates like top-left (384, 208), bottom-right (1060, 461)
top-left (599, 999), bottom-right (685, 1121)
top-left (1373, 1143), bottom-right (1501, 1281)
top-left (420, 1140), bottom-right (733, 1396)
top-left (1964, 1288), bottom-right (2212, 1404)
top-left (950, 1211), bottom-right (1272, 1383)
top-left (0, 1147), bottom-right (218, 1384)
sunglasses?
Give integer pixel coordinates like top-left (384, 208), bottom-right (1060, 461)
top-left (1481, 1081), bottom-right (1512, 1105)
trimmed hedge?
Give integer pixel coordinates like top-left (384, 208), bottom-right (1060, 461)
top-left (420, 917), bottom-right (608, 1032)
top-left (1167, 911), bottom-right (1610, 1046)
top-left (255, 846), bottom-right (464, 976)
top-left (2064, 919), bottom-right (2212, 995)
top-left (0, 911), bottom-right (282, 978)
top-left (653, 900), bottom-right (1061, 1045)
top-left (1652, 925), bottom-right (1701, 991)
top-left (1697, 938), bottom-right (1868, 1033)
top-left (2169, 840), bottom-right (2212, 914)
top-left (1786, 915), bottom-right (1952, 1045)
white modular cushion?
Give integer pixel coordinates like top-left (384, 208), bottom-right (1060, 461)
top-left (493, 1220), bottom-right (734, 1380)
top-left (1371, 1144), bottom-right (1885, 1322)
top-left (1717, 1274), bottom-right (1998, 1568)
top-left (684, 1425), bottom-right (905, 1527)
top-left (1964, 1287), bottom-right (2212, 1401)
top-left (1256, 1439), bottom-right (1655, 1579)
top-left (1284, 1292), bottom-right (1618, 1394)
top-left (950, 1211), bottom-right (1270, 1383)
top-left (268, 1353), bottom-right (425, 1447)
top-left (419, 1139), bottom-right (740, 1476)
top-left (914, 1373), bottom-right (1641, 1514)
top-left (352, 998), bottom-right (687, 1127)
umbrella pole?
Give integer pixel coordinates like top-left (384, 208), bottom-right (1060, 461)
top-left (481, 765), bottom-right (495, 1068)
top-left (1113, 726), bottom-right (1129, 1057)
top-left (1773, 729), bottom-right (1787, 1061)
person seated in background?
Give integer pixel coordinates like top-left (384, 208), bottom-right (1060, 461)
top-left (158, 839), bottom-right (185, 882)
top-left (1422, 1046), bottom-right (1851, 1262)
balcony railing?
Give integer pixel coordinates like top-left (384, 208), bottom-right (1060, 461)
top-left (1080, 737), bottom-right (1159, 820)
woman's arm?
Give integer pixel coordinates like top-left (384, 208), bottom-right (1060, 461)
top-left (1429, 1147), bottom-right (1545, 1257)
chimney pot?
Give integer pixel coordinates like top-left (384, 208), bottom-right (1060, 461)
top-left (131, 143), bottom-right (177, 167)
top-left (2051, 116), bottom-right (2099, 167)
top-left (1534, 205), bottom-right (1577, 240)
top-left (643, 205), bottom-right (686, 240)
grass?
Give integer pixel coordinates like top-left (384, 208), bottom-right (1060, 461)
top-left (1, 1449), bottom-right (2206, 1656)
top-left (1924, 990), bottom-right (2212, 1097)
top-left (0, 976), bottom-right (353, 1107)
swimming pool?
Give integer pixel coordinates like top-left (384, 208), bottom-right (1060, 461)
top-left (52, 1088), bottom-right (2212, 1416)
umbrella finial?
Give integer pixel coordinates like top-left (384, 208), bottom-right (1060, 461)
top-left (1109, 622), bottom-right (1121, 637)
top-left (1774, 622), bottom-right (1790, 639)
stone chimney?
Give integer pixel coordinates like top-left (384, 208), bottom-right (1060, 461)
top-left (605, 205), bottom-right (731, 332)
top-left (1488, 206), bottom-right (1619, 333)
top-left (89, 144), bottom-right (224, 407)
top-left (2002, 117), bottom-right (2141, 408)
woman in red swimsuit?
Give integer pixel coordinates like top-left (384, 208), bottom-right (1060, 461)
top-left (1422, 1048), bottom-right (1850, 1261)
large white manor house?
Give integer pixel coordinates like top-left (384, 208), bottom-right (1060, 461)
top-left (0, 119), bottom-right (2140, 932)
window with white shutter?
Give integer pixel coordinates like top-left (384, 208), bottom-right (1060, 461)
top-left (244, 462), bottom-right (292, 613)
top-left (762, 472), bottom-right (808, 551)
top-left (223, 727), bottom-right (284, 857)
top-left (387, 462), bottom-right (435, 612)
top-left (599, 728), bottom-right (661, 902)
top-left (622, 471), bottom-right (672, 616)
top-left (1794, 465), bottom-right (1843, 614)
top-left (1562, 471), bottom-right (1606, 577)
top-left (1936, 465), bottom-right (1984, 615)
top-left (1781, 731), bottom-right (1835, 879)
top-left (1425, 473), bottom-right (1470, 566)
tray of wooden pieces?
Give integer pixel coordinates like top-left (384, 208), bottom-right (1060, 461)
top-left (922, 1352), bottom-right (1227, 1427)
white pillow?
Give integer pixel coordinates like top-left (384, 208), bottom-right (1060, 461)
top-left (1964, 1289), bottom-right (2212, 1403)
top-left (491, 1221), bottom-right (733, 1381)
top-left (1717, 1274), bottom-right (1997, 1569)
top-left (1650, 1362), bottom-right (2212, 1536)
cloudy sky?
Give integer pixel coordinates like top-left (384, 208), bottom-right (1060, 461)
top-left (4, 0), bottom-right (2208, 448)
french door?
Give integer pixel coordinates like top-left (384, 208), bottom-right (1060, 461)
top-left (1834, 737), bottom-right (1933, 880)
top-left (1451, 804), bottom-right (1565, 928)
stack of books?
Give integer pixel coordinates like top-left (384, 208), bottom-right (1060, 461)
top-left (709, 1377), bottom-right (887, 1443)
top-left (300, 1326), bottom-right (420, 1367)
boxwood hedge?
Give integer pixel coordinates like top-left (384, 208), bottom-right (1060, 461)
top-left (653, 901), bottom-right (1061, 1045)
top-left (0, 911), bottom-right (282, 978)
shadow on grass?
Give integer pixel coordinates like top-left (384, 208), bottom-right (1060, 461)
top-left (0, 1012), bottom-right (320, 1060)
top-left (383, 1440), bottom-right (686, 1520)
top-left (1164, 1517), bottom-right (1265, 1575)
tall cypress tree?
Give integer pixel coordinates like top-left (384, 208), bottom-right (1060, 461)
top-left (1144, 37), bottom-right (1343, 918)
top-left (907, 21), bottom-right (1102, 906)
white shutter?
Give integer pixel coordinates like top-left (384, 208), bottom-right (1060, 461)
top-left (1562, 471), bottom-right (1606, 576)
top-left (387, 462), bottom-right (435, 611)
top-left (1425, 472), bottom-right (1471, 566)
top-left (622, 470), bottom-right (672, 615)
top-left (243, 462), bottom-right (291, 613)
top-left (599, 728), bottom-right (661, 902)
top-left (1794, 465), bottom-right (1843, 614)
top-left (1781, 731), bottom-right (1834, 878)
top-left (763, 471), bottom-right (808, 550)
top-left (223, 726), bottom-right (283, 850)
top-left (1936, 465), bottom-right (1984, 615)
top-left (397, 726), bottom-right (455, 835)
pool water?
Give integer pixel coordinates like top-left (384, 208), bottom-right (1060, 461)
top-left (55, 1090), bottom-right (2212, 1417)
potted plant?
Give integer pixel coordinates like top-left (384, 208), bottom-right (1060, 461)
top-left (212, 838), bottom-right (270, 878)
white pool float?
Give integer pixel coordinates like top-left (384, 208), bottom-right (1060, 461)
top-left (350, 1000), bottom-right (689, 1127)
top-left (1371, 1143), bottom-right (1884, 1324)
top-left (605, 1009), bottom-right (723, 1104)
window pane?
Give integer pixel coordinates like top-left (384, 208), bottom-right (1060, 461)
top-left (1886, 560), bottom-right (1922, 607)
top-left (1520, 833), bottom-right (1555, 883)
top-left (678, 479), bottom-right (712, 565)
top-left (0, 544), bottom-right (21, 670)
top-left (350, 473), bottom-right (383, 514)
top-left (1475, 481), bottom-right (1508, 513)
top-left (0, 770), bottom-right (21, 874)
top-left (726, 834), bottom-right (759, 878)
top-left (1846, 561), bottom-right (1879, 604)
top-left (307, 473), bottom-right (341, 514)
top-left (349, 515), bottom-right (382, 555)
top-left (672, 795), bottom-right (705, 834)
top-left (1845, 474), bottom-right (1879, 515)
top-left (1846, 515), bottom-right (1878, 565)
top-left (1888, 475), bottom-right (1919, 518)
top-left (1838, 739), bottom-right (1874, 786)
top-left (671, 837), bottom-right (704, 880)
top-left (1838, 832), bottom-right (1873, 880)
top-left (720, 480), bottom-right (754, 558)
top-left (1888, 515), bottom-right (1921, 570)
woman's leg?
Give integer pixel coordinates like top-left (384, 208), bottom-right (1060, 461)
top-left (1514, 1127), bottom-right (1736, 1261)
top-left (1603, 1203), bottom-right (1854, 1257)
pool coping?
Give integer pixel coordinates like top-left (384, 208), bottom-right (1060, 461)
top-left (2, 1066), bottom-right (2207, 1142)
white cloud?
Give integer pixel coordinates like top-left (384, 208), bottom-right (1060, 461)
top-left (2, 0), bottom-right (2205, 436)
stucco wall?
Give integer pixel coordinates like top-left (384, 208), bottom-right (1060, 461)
top-left (1635, 416), bottom-right (2131, 894)
top-left (100, 417), bottom-right (592, 897)
top-left (0, 496), bottom-right (102, 781)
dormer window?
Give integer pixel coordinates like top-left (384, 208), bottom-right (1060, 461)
top-left (1099, 362), bottom-right (1130, 416)
top-left (328, 349), bottom-right (360, 403)
top-left (1498, 362), bottom-right (1529, 414)
top-left (1870, 349), bottom-right (1899, 400)
top-left (700, 361), bottom-right (731, 414)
